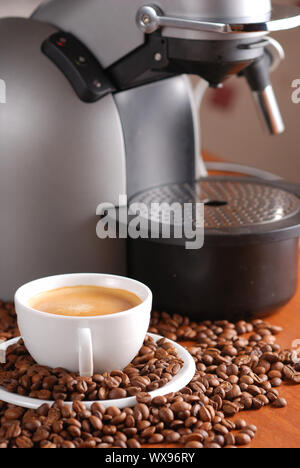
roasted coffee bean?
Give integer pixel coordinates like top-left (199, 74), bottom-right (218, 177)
top-left (224, 433), bottom-right (235, 446)
top-left (170, 401), bottom-right (191, 413)
top-left (35, 404), bottom-right (49, 418)
top-left (205, 442), bottom-right (221, 449)
top-left (272, 398), bottom-right (287, 408)
top-left (214, 424), bottom-right (228, 436)
top-left (80, 440), bottom-right (97, 449)
top-left (108, 388), bottom-right (127, 399)
top-left (246, 424), bottom-right (257, 433)
top-left (127, 439), bottom-right (141, 448)
top-left (91, 402), bottom-right (105, 415)
top-left (62, 441), bottom-right (76, 449)
top-left (240, 429), bottom-right (255, 440)
top-left (60, 406), bottom-right (74, 419)
top-left (199, 406), bottom-right (212, 422)
top-left (185, 441), bottom-right (203, 448)
top-left (271, 377), bottom-right (282, 387)
top-left (158, 407), bottom-right (174, 424)
top-left (235, 433), bottom-right (251, 446)
top-left (268, 370), bottom-right (282, 379)
top-left (32, 428), bottom-right (50, 443)
top-left (24, 419), bottom-right (41, 432)
top-left (52, 420), bottom-right (63, 434)
top-left (141, 426), bottom-right (156, 438)
top-left (164, 431), bottom-right (181, 443)
top-left (295, 362), bottom-right (300, 372)
top-left (272, 362), bottom-right (284, 371)
top-left (15, 436), bottom-right (34, 448)
top-left (226, 384), bottom-right (241, 400)
top-left (266, 389), bottom-right (279, 402)
top-left (115, 431), bottom-right (127, 442)
top-left (256, 395), bottom-right (269, 406)
top-left (5, 422), bottom-right (21, 439)
top-left (152, 396), bottom-right (167, 407)
top-left (213, 435), bottom-right (225, 447)
top-left (292, 374), bottom-right (300, 384)
top-left (222, 419), bottom-right (235, 431)
top-left (252, 397), bottom-right (263, 410)
top-left (89, 415), bottom-right (103, 431)
top-left (185, 416), bottom-right (197, 428)
top-left (66, 418), bottom-right (81, 429)
top-left (136, 392), bottom-right (152, 405)
top-left (105, 405), bottom-right (120, 418)
top-left (182, 433), bottom-right (206, 444)
top-left (103, 424), bottom-right (117, 436)
top-left (222, 402), bottom-right (239, 417)
top-left (234, 419), bottom-right (247, 430)
top-left (4, 407), bottom-right (23, 420)
top-left (133, 404), bottom-right (150, 421)
top-left (67, 425), bottom-right (81, 438)
top-left (137, 420), bottom-right (150, 431)
top-left (123, 428), bottom-right (137, 438)
top-left (148, 434), bottom-right (164, 444)
top-left (247, 385), bottom-right (261, 396)
top-left (125, 414), bottom-right (135, 428)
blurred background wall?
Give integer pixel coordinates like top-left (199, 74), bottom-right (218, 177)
top-left (0, 0), bottom-right (40, 17)
top-left (1, 0), bottom-right (299, 182)
top-left (200, 0), bottom-right (300, 183)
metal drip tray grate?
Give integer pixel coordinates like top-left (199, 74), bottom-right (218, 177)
top-left (130, 178), bottom-right (300, 230)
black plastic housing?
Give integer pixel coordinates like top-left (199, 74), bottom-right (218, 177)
top-left (129, 237), bottom-right (299, 321)
top-left (42, 32), bottom-right (116, 102)
top-left (128, 178), bottom-right (300, 321)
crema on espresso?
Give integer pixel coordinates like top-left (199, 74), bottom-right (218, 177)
top-left (28, 285), bottom-right (142, 317)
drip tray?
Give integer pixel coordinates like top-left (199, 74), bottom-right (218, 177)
top-left (129, 176), bottom-right (300, 245)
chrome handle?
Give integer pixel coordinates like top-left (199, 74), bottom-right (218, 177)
top-left (136, 5), bottom-right (228, 35)
top-left (136, 4), bottom-right (300, 35)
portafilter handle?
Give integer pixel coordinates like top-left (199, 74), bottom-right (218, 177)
top-left (243, 43), bottom-right (285, 135)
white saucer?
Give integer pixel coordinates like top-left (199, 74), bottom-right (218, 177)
top-left (0, 334), bottom-right (196, 409)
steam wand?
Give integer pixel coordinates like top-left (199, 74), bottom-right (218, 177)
top-left (243, 50), bottom-right (285, 135)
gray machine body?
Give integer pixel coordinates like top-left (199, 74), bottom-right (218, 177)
top-left (0, 17), bottom-right (198, 300)
top-left (33, 0), bottom-right (271, 68)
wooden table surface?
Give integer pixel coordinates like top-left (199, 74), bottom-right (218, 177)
top-left (239, 272), bottom-right (300, 449)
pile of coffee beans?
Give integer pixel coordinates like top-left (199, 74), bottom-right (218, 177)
top-left (0, 304), bottom-right (299, 448)
top-left (0, 336), bottom-right (183, 401)
top-left (0, 301), bottom-right (19, 342)
top-left (0, 393), bottom-right (257, 449)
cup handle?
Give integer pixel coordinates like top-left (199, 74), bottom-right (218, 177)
top-left (78, 328), bottom-right (93, 377)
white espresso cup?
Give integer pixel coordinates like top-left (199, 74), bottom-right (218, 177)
top-left (15, 273), bottom-right (152, 376)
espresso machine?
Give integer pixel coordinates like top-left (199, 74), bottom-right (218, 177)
top-left (0, 0), bottom-right (300, 319)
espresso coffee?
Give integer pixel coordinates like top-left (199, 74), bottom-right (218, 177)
top-left (28, 285), bottom-right (142, 317)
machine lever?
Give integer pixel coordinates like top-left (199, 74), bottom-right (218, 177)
top-left (136, 4), bottom-right (300, 36)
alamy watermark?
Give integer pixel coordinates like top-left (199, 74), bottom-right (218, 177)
top-left (0, 339), bottom-right (5, 364)
top-left (96, 195), bottom-right (204, 250)
top-left (0, 79), bottom-right (6, 104)
top-left (291, 339), bottom-right (300, 364)
top-left (291, 79), bottom-right (300, 104)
